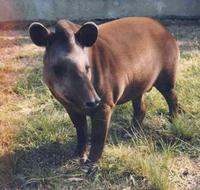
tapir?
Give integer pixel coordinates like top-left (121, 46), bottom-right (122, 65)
top-left (29, 17), bottom-right (179, 163)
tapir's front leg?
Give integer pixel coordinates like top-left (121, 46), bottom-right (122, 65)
top-left (88, 105), bottom-right (113, 163)
top-left (49, 90), bottom-right (88, 157)
top-left (67, 109), bottom-right (88, 159)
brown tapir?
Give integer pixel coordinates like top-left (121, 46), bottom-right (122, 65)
top-left (29, 17), bottom-right (179, 164)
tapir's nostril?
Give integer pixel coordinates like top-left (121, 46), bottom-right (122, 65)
top-left (95, 98), bottom-right (101, 106)
top-left (85, 98), bottom-right (101, 108)
top-left (86, 101), bottom-right (97, 108)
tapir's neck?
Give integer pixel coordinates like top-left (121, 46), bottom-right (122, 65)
top-left (86, 47), bottom-right (96, 85)
top-left (87, 37), bottom-right (112, 97)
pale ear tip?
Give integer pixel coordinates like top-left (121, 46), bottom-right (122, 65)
top-left (83, 22), bottom-right (98, 29)
top-left (28, 22), bottom-right (45, 32)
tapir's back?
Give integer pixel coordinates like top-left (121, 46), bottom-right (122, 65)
top-left (97, 17), bottom-right (177, 67)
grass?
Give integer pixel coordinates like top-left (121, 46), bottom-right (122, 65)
top-left (0, 22), bottom-right (200, 189)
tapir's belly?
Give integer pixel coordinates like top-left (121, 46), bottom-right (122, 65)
top-left (116, 82), bottom-right (152, 105)
top-left (115, 62), bottom-right (161, 105)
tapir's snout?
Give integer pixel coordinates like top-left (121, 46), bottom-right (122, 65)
top-left (62, 79), bottom-right (101, 111)
top-left (84, 96), bottom-right (101, 109)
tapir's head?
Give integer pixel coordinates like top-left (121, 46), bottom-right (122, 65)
top-left (29, 20), bottom-right (101, 111)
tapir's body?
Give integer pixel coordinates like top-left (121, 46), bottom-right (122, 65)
top-left (29, 17), bottom-right (179, 164)
top-left (90, 18), bottom-right (178, 106)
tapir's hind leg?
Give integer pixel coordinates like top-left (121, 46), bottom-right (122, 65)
top-left (132, 94), bottom-right (146, 129)
top-left (157, 87), bottom-right (178, 116)
top-left (155, 73), bottom-right (179, 116)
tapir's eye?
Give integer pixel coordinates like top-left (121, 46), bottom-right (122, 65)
top-left (53, 65), bottom-right (67, 78)
top-left (85, 65), bottom-right (90, 74)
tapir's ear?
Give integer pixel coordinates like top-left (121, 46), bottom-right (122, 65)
top-left (75, 22), bottom-right (98, 47)
top-left (29, 22), bottom-right (50, 47)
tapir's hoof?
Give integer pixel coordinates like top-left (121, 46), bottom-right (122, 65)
top-left (122, 126), bottom-right (142, 139)
top-left (81, 160), bottom-right (99, 176)
top-left (71, 149), bottom-right (88, 163)
top-left (79, 155), bottom-right (88, 165)
top-left (178, 105), bottom-right (185, 114)
top-left (123, 131), bottom-right (133, 139)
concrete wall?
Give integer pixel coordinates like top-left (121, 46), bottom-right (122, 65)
top-left (0, 0), bottom-right (200, 22)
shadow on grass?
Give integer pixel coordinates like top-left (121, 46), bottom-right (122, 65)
top-left (0, 140), bottom-right (77, 189)
top-left (1, 116), bottom-right (199, 189)
top-left (109, 108), bottom-right (200, 157)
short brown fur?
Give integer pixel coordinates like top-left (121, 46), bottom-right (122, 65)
top-left (29, 17), bottom-right (179, 163)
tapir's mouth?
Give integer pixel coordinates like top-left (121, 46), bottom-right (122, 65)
top-left (64, 94), bottom-right (101, 114)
